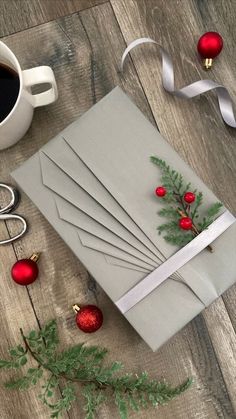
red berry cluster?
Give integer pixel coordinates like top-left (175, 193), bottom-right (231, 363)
top-left (155, 187), bottom-right (196, 230)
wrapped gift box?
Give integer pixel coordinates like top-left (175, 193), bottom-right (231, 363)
top-left (12, 87), bottom-right (236, 351)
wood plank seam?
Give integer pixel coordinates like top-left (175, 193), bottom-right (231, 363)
top-left (109, 1), bottom-right (159, 130)
top-left (10, 240), bottom-right (72, 418)
top-left (0, 1), bottom-right (110, 40)
top-left (77, 13), bottom-right (97, 105)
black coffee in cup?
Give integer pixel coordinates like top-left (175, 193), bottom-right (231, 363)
top-left (0, 63), bottom-right (20, 123)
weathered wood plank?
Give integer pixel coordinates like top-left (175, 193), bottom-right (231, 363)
top-left (111, 0), bottom-right (236, 414)
top-left (0, 222), bottom-right (62, 418)
top-left (0, 0), bottom-right (107, 37)
top-left (196, 0), bottom-right (236, 343)
top-left (203, 298), bottom-right (236, 409)
top-left (0, 1), bottom-right (235, 418)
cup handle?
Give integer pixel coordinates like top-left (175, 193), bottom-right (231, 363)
top-left (22, 66), bottom-right (58, 108)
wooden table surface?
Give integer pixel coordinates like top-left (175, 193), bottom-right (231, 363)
top-left (0, 1), bottom-right (236, 418)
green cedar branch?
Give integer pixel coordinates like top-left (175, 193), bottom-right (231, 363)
top-left (0, 320), bottom-right (192, 419)
top-left (151, 156), bottom-right (223, 249)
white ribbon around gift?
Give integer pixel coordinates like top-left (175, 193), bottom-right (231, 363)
top-left (115, 210), bottom-right (236, 314)
top-left (121, 37), bottom-right (236, 129)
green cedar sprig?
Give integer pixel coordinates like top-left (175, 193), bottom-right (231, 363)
top-left (151, 156), bottom-right (223, 247)
top-left (0, 320), bottom-right (192, 418)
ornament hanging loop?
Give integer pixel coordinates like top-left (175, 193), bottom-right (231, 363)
top-left (73, 304), bottom-right (81, 313)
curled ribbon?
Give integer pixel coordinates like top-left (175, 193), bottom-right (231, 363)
top-left (121, 37), bottom-right (236, 129)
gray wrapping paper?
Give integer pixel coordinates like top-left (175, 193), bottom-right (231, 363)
top-left (12, 87), bottom-right (236, 351)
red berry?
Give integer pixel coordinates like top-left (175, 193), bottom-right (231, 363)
top-left (155, 186), bottom-right (166, 197)
top-left (184, 192), bottom-right (195, 204)
top-left (179, 217), bottom-right (193, 230)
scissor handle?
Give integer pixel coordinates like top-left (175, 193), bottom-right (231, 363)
top-left (0, 213), bottom-right (27, 245)
top-left (0, 183), bottom-right (20, 214)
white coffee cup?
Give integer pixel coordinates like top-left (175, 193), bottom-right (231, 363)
top-left (0, 41), bottom-right (58, 150)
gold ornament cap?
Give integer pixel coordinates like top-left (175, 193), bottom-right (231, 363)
top-left (73, 304), bottom-right (81, 313)
top-left (203, 58), bottom-right (213, 70)
top-left (30, 253), bottom-right (40, 263)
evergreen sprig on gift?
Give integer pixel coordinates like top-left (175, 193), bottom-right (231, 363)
top-left (151, 156), bottom-right (223, 249)
top-left (0, 320), bottom-right (192, 419)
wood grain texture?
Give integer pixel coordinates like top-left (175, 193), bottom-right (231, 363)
top-left (0, 223), bottom-right (61, 418)
top-left (0, 0), bottom-right (107, 37)
top-left (0, 0), bottom-right (235, 418)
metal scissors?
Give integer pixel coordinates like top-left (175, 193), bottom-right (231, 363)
top-left (0, 183), bottom-right (27, 245)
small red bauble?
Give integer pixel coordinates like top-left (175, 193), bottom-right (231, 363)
top-left (197, 32), bottom-right (223, 69)
top-left (73, 304), bottom-right (103, 333)
top-left (179, 217), bottom-right (193, 230)
top-left (155, 186), bottom-right (166, 197)
top-left (184, 192), bottom-right (195, 204)
top-left (11, 253), bottom-right (40, 286)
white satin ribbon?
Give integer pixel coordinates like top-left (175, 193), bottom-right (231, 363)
top-left (115, 210), bottom-right (236, 314)
top-left (121, 37), bottom-right (236, 128)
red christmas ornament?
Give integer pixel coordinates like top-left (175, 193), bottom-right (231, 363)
top-left (155, 186), bottom-right (167, 197)
top-left (184, 192), bottom-right (195, 204)
top-left (73, 304), bottom-right (103, 333)
top-left (179, 217), bottom-right (193, 230)
top-left (11, 253), bottom-right (40, 286)
top-left (197, 31), bottom-right (223, 69)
